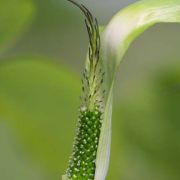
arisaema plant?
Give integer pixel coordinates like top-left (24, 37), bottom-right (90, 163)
top-left (62, 0), bottom-right (180, 180)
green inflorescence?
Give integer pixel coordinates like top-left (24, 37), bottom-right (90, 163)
top-left (66, 107), bottom-right (102, 179)
top-left (66, 0), bottom-right (104, 179)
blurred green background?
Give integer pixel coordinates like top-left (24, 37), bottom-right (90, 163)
top-left (0, 0), bottom-right (180, 179)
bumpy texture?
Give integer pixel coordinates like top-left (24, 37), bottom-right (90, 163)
top-left (66, 1), bottom-right (104, 179)
top-left (66, 107), bottom-right (102, 179)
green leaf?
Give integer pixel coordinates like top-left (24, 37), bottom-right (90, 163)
top-left (96, 0), bottom-right (180, 179)
top-left (0, 57), bottom-right (80, 179)
top-left (0, 0), bottom-right (34, 51)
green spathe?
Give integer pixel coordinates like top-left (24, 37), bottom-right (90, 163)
top-left (96, 0), bottom-right (180, 180)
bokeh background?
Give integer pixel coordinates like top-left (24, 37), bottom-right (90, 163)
top-left (0, 0), bottom-right (180, 179)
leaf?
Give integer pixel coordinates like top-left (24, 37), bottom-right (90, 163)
top-left (0, 57), bottom-right (81, 179)
top-left (95, 0), bottom-right (180, 179)
top-left (0, 0), bottom-right (34, 51)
